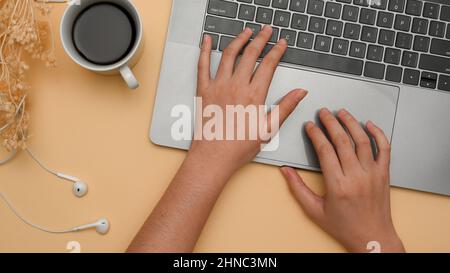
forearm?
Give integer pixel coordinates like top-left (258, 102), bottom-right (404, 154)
top-left (127, 149), bottom-right (233, 253)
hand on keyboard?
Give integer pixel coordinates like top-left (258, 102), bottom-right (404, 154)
top-left (190, 26), bottom-right (308, 173)
top-left (281, 109), bottom-right (405, 253)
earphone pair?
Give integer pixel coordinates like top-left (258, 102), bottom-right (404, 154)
top-left (0, 95), bottom-right (110, 235)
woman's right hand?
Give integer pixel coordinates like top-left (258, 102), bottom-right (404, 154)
top-left (281, 109), bottom-right (405, 253)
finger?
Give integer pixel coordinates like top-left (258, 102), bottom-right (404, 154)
top-left (305, 121), bottom-right (344, 180)
top-left (197, 34), bottom-right (212, 93)
top-left (337, 109), bottom-right (374, 168)
top-left (234, 25), bottom-right (273, 82)
top-left (266, 89), bottom-right (308, 136)
top-left (216, 28), bottom-right (253, 80)
top-left (252, 38), bottom-right (288, 95)
top-left (281, 167), bottom-right (324, 222)
top-left (319, 108), bottom-right (360, 174)
top-left (366, 121), bottom-right (391, 169)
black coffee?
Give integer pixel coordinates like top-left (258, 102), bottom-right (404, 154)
top-left (73, 2), bottom-right (136, 65)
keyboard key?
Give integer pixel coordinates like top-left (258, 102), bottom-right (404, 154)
top-left (396, 32), bottom-right (413, 49)
top-left (307, 0), bottom-right (324, 16)
top-left (256, 7), bottom-right (274, 24)
top-left (332, 38), bottom-right (349, 55)
top-left (420, 71), bottom-right (438, 89)
top-left (204, 16), bottom-right (244, 36)
top-left (291, 13), bottom-right (308, 30)
top-left (325, 2), bottom-right (342, 19)
top-left (245, 23), bottom-right (262, 39)
top-left (255, 0), bottom-right (271, 6)
top-left (349, 41), bottom-right (366, 58)
top-left (238, 5), bottom-right (256, 21)
top-left (388, 0), bottom-right (405, 13)
top-left (406, 0), bottom-right (422, 16)
top-left (219, 36), bottom-right (234, 51)
top-left (281, 47), bottom-right (364, 75)
top-left (379, 29), bottom-right (395, 46)
top-left (429, 21), bottom-right (446, 38)
top-left (270, 27), bottom-right (280, 43)
top-left (413, 36), bottom-right (430, 52)
top-left (401, 51), bottom-right (419, 67)
top-left (367, 45), bottom-right (384, 61)
top-left (336, 0), bottom-right (351, 3)
top-left (386, 65), bottom-right (403, 82)
top-left (272, 0), bottom-right (289, 10)
top-left (441, 6), bottom-right (450, 22)
top-left (274, 10), bottom-right (291, 27)
top-left (203, 33), bottom-right (219, 50)
top-left (430, 39), bottom-right (450, 57)
top-left (208, 0), bottom-right (238, 18)
top-left (360, 8), bottom-right (376, 25)
top-left (385, 48), bottom-right (401, 64)
top-left (290, 0), bottom-right (307, 12)
top-left (315, 35), bottom-right (332, 52)
top-left (280, 29), bottom-right (297, 46)
top-left (394, 14), bottom-right (411, 32)
top-left (411, 18), bottom-right (428, 34)
top-left (326, 20), bottom-right (344, 37)
top-left (423, 3), bottom-right (439, 19)
top-left (371, 0), bottom-right (388, 10)
top-left (447, 24), bottom-right (450, 39)
top-left (353, 0), bottom-right (368, 7)
top-left (403, 68), bottom-right (420, 85)
top-left (297, 32), bottom-right (314, 49)
top-left (342, 5), bottom-right (359, 22)
top-left (309, 17), bottom-right (326, 33)
top-left (364, 62), bottom-right (385, 79)
top-left (419, 54), bottom-right (450, 74)
top-left (343, 23), bottom-right (361, 40)
top-left (361, 26), bottom-right (378, 43)
top-left (377, 11), bottom-right (394, 28)
top-left (438, 75), bottom-right (450, 92)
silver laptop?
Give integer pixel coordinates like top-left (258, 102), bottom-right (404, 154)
top-left (150, 0), bottom-right (450, 196)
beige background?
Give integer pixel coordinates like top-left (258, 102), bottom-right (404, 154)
top-left (0, 0), bottom-right (449, 253)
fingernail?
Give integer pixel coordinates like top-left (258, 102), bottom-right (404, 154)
top-left (278, 38), bottom-right (287, 46)
top-left (244, 27), bottom-right (252, 34)
top-left (367, 120), bottom-right (375, 128)
top-left (294, 89), bottom-right (308, 99)
top-left (305, 121), bottom-right (315, 129)
top-left (203, 34), bottom-right (210, 44)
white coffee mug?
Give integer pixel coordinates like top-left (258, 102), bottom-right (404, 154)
top-left (60, 0), bottom-right (143, 89)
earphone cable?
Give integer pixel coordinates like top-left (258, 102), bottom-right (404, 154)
top-left (25, 148), bottom-right (59, 176)
top-left (0, 192), bottom-right (75, 234)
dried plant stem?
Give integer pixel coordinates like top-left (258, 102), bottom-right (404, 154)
top-left (0, 0), bottom-right (56, 155)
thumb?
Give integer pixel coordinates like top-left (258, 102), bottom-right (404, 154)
top-left (281, 167), bottom-right (324, 222)
top-left (265, 89), bottom-right (308, 139)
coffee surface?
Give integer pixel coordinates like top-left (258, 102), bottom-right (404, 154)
top-left (73, 3), bottom-right (136, 65)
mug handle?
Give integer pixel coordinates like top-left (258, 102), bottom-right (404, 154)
top-left (119, 65), bottom-right (139, 89)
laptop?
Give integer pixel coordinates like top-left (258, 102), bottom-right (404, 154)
top-left (150, 0), bottom-right (450, 196)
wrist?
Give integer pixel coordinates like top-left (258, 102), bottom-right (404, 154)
top-left (347, 230), bottom-right (405, 253)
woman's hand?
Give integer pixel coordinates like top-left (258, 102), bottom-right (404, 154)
top-left (281, 109), bottom-right (405, 253)
top-left (128, 26), bottom-right (307, 253)
top-left (191, 25), bottom-right (308, 174)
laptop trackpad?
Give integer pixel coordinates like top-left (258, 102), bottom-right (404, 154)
top-left (258, 66), bottom-right (400, 170)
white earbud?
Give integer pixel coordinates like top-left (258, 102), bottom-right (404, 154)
top-left (26, 148), bottom-right (89, 198)
top-left (73, 218), bottom-right (110, 235)
top-left (0, 192), bottom-right (109, 235)
top-left (56, 173), bottom-right (88, 198)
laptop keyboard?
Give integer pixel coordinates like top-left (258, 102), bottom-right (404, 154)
top-left (202, 0), bottom-right (450, 92)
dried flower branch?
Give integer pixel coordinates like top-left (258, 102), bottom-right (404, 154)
top-left (0, 0), bottom-right (56, 154)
